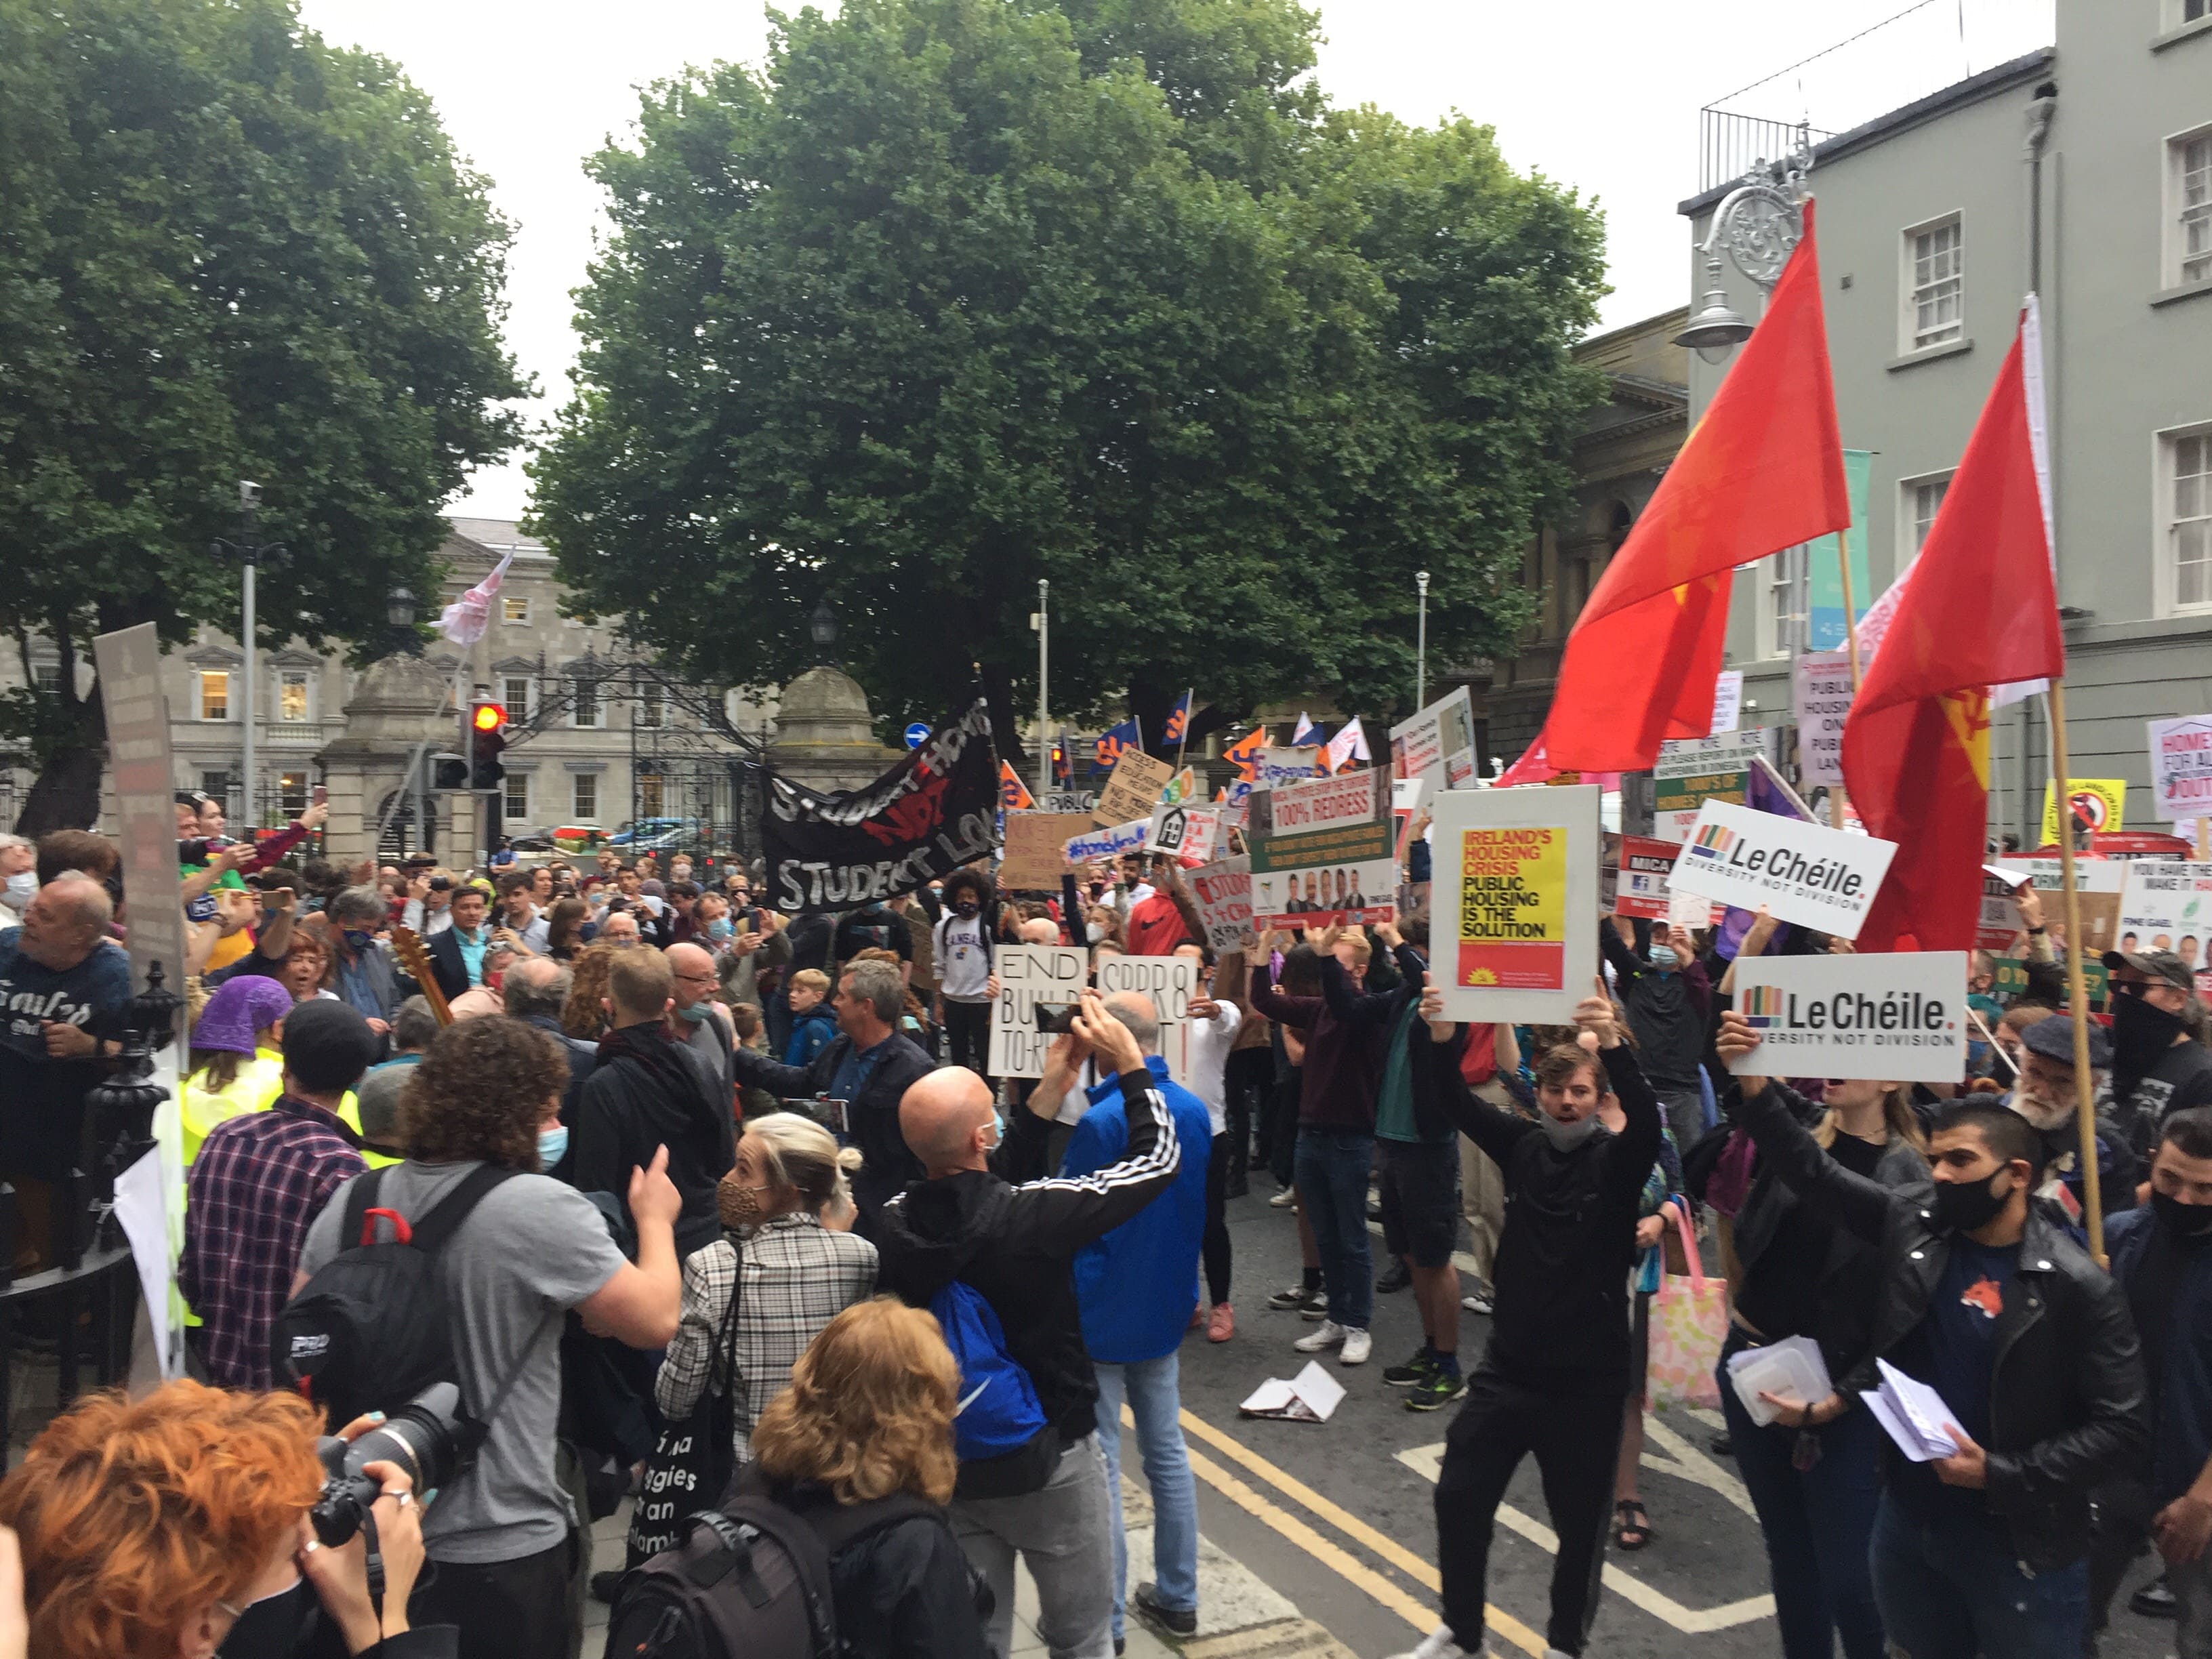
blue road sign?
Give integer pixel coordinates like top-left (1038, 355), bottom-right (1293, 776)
top-left (903, 722), bottom-right (933, 750)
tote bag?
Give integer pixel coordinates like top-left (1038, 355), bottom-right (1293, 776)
top-left (626, 1242), bottom-right (743, 1564)
top-left (1645, 1206), bottom-right (1725, 1411)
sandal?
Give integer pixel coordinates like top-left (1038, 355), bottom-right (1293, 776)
top-left (1613, 1498), bottom-right (1654, 1551)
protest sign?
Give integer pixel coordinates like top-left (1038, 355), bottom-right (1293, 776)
top-left (1256, 747), bottom-right (1324, 790)
top-left (1248, 769), bottom-right (1395, 929)
top-left (989, 945), bottom-right (1086, 1078)
top-left (1975, 865), bottom-right (2026, 952)
top-left (1668, 800), bottom-right (1898, 939)
top-left (1709, 671), bottom-right (1744, 735)
top-left (1793, 651), bottom-right (1854, 790)
top-left (1616, 834), bottom-right (1683, 921)
top-left (1001, 811), bottom-right (1087, 890)
top-left (1389, 687), bottom-right (1479, 794)
top-left (1994, 954), bottom-right (2109, 1010)
top-left (1147, 804), bottom-right (1223, 868)
top-left (1654, 735), bottom-right (1766, 843)
top-left (1994, 855), bottom-right (2127, 956)
top-left (761, 696), bottom-right (998, 913)
top-left (2150, 717), bottom-right (2212, 822)
top-left (1097, 954), bottom-right (1200, 1086)
top-left (1805, 449), bottom-right (1875, 649)
top-left (1094, 750), bottom-right (1175, 827)
top-left (1433, 783), bottom-right (1599, 1023)
top-left (1728, 951), bottom-right (1967, 1084)
top-left (2116, 862), bottom-right (2212, 967)
top-left (2039, 778), bottom-right (2127, 844)
top-left (1189, 856), bottom-right (1255, 954)
top-left (1041, 790), bottom-right (1097, 813)
top-left (1063, 818), bottom-right (1149, 865)
top-left (1599, 832), bottom-right (1620, 912)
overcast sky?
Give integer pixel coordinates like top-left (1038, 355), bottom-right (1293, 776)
top-left (293, 0), bottom-right (2053, 522)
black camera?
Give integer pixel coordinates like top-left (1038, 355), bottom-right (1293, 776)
top-left (308, 1383), bottom-right (465, 1547)
top-left (429, 875), bottom-right (453, 893)
top-left (1033, 1002), bottom-right (1081, 1035)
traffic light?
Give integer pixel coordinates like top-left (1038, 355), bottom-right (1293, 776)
top-left (1050, 738), bottom-right (1069, 784)
top-left (470, 701), bottom-right (508, 788)
top-left (431, 753), bottom-right (470, 790)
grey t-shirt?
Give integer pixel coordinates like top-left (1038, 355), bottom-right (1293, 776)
top-left (298, 1160), bottom-right (626, 1563)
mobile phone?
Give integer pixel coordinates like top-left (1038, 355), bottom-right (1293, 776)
top-left (786, 1097), bottom-right (849, 1134)
top-left (312, 783), bottom-right (327, 807)
top-left (1033, 1002), bottom-right (1081, 1035)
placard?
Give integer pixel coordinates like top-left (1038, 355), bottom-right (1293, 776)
top-left (2116, 862), bottom-right (2212, 967)
top-left (1146, 804), bottom-right (1222, 868)
top-left (1654, 735), bottom-right (1767, 844)
top-left (1793, 651), bottom-right (1854, 790)
top-left (1993, 954), bottom-right (2109, 1010)
top-left (1994, 855), bottom-right (2127, 956)
top-left (1063, 818), bottom-right (1149, 866)
top-left (1975, 865), bottom-right (2026, 952)
top-left (2040, 778), bottom-right (2127, 844)
top-left (1728, 952), bottom-right (1968, 1083)
top-left (1040, 790), bottom-right (1097, 813)
top-left (1246, 769), bottom-right (1395, 929)
top-left (1432, 783), bottom-right (1600, 1023)
top-left (1668, 800), bottom-right (1899, 940)
top-left (1093, 750), bottom-right (1175, 827)
top-left (2150, 717), bottom-right (2212, 823)
top-left (1256, 747), bottom-right (1324, 790)
top-left (1709, 670), bottom-right (1744, 735)
top-left (1188, 856), bottom-right (1255, 954)
top-left (1389, 687), bottom-right (1478, 794)
top-left (1097, 954), bottom-right (1200, 1086)
top-left (1616, 834), bottom-right (1683, 921)
top-left (988, 945), bottom-right (1087, 1078)
top-left (1000, 811), bottom-right (1088, 890)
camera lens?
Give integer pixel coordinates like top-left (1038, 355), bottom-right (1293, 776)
top-left (308, 1383), bottom-right (464, 1547)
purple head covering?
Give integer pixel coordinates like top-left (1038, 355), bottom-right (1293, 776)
top-left (192, 975), bottom-right (294, 1056)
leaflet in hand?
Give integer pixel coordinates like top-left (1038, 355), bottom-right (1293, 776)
top-left (1862, 1359), bottom-right (1961, 1462)
top-left (1725, 1335), bottom-right (1831, 1429)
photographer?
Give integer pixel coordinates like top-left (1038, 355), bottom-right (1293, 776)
top-left (0, 1378), bottom-right (450, 1656)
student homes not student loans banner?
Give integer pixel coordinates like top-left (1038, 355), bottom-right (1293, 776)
top-left (761, 695), bottom-right (999, 912)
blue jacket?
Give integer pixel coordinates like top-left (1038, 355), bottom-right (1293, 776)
top-left (2108, 1205), bottom-right (2212, 1504)
top-left (783, 1004), bottom-right (839, 1069)
top-left (1063, 1056), bottom-right (1214, 1364)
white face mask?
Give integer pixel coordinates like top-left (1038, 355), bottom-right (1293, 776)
top-left (1536, 1111), bottom-right (1601, 1152)
top-left (1086, 923), bottom-right (1105, 944)
top-left (3, 871), bottom-right (35, 908)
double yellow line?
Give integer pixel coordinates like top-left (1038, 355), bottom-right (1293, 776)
top-left (1132, 1404), bottom-right (1548, 1657)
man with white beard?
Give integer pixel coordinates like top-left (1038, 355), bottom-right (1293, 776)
top-left (2008, 1014), bottom-right (2142, 1226)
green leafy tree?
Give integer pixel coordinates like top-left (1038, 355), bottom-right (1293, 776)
top-left (0, 0), bottom-right (523, 830)
top-left (532, 0), bottom-right (1603, 764)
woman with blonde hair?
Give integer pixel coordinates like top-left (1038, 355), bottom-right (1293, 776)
top-left (747, 1298), bottom-right (990, 1659)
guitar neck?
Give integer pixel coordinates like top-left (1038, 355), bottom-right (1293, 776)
top-left (390, 927), bottom-right (455, 1026)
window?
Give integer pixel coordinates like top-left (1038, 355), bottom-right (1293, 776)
top-left (502, 596), bottom-right (530, 625)
top-left (502, 676), bottom-right (533, 716)
top-left (199, 670), bottom-right (230, 721)
top-left (2169, 426), bottom-right (2212, 612)
top-left (279, 772), bottom-right (310, 819)
top-left (201, 771), bottom-right (232, 811)
top-left (572, 772), bottom-right (597, 820)
top-left (31, 661), bottom-right (60, 695)
top-left (638, 686), bottom-right (664, 729)
top-left (504, 771), bottom-right (531, 823)
top-left (571, 678), bottom-right (600, 728)
top-left (279, 670), bottom-right (310, 722)
top-left (1902, 216), bottom-right (1964, 351)
top-left (2171, 129), bottom-right (2212, 289)
top-left (637, 772), bottom-right (665, 817)
top-left (1761, 543), bottom-right (1809, 658)
top-left (1898, 471), bottom-right (1954, 569)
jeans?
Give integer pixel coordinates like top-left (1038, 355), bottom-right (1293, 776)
top-left (1869, 1492), bottom-right (2087, 1659)
top-left (411, 1530), bottom-right (583, 1659)
top-left (951, 1435), bottom-right (1117, 1659)
top-left (1718, 1332), bottom-right (1885, 1659)
top-left (1294, 1128), bottom-right (1374, 1331)
top-left (1094, 1355), bottom-right (1200, 1640)
top-left (1265, 1078), bottom-right (1300, 1188)
top-left (2179, 1550), bottom-right (2212, 1659)
top-left (1202, 1134), bottom-right (1232, 1307)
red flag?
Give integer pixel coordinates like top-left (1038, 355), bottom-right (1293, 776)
top-left (1845, 300), bottom-right (2064, 951)
top-left (1545, 203), bottom-right (1849, 773)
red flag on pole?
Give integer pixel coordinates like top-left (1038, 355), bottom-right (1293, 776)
top-left (1544, 202), bottom-right (1849, 773)
top-left (1844, 298), bottom-right (2064, 951)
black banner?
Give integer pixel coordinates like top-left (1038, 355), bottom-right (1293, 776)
top-left (761, 695), bottom-right (998, 913)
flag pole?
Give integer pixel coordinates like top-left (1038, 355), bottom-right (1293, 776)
top-left (2045, 676), bottom-right (2106, 1266)
top-left (1831, 526), bottom-right (1865, 833)
top-left (1175, 687), bottom-right (1193, 770)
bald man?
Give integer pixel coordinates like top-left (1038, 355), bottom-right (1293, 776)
top-left (664, 941), bottom-right (735, 1097)
top-left (877, 992), bottom-right (1183, 1659)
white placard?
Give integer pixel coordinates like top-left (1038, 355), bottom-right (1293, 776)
top-left (1041, 790), bottom-right (1097, 813)
top-left (1431, 784), bottom-right (1601, 1023)
top-left (1146, 804), bottom-right (1222, 867)
top-left (1256, 747), bottom-right (1324, 790)
top-left (2150, 717), bottom-right (2212, 823)
top-left (1667, 800), bottom-right (1899, 939)
top-left (1063, 818), bottom-right (1150, 865)
top-left (1793, 651), bottom-right (1854, 790)
top-left (1188, 856), bottom-right (1254, 954)
top-left (2116, 861), bottom-right (2212, 960)
top-left (1728, 951), bottom-right (1969, 1082)
top-left (1975, 865), bottom-right (2026, 951)
top-left (1097, 954), bottom-right (1200, 1086)
top-left (1389, 687), bottom-right (1479, 795)
top-left (113, 1147), bottom-right (178, 1378)
top-left (1709, 670), bottom-right (1745, 735)
top-left (988, 945), bottom-right (1088, 1078)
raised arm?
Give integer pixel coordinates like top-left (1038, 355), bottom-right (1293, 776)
top-left (1414, 985), bottom-right (1534, 1164)
top-left (1247, 956), bottom-right (1322, 1031)
top-left (1020, 994), bottom-right (1181, 1246)
top-left (1716, 1008), bottom-right (1901, 1245)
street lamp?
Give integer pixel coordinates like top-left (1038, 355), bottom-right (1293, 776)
top-left (808, 596), bottom-right (840, 663)
top-left (1414, 571), bottom-right (1431, 710)
top-left (1673, 133), bottom-right (1814, 365)
top-left (386, 586), bottom-right (417, 629)
top-left (209, 480), bottom-right (285, 829)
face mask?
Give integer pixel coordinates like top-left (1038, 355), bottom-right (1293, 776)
top-left (1086, 923), bottom-right (1105, 944)
top-left (2112, 991), bottom-right (2185, 1070)
top-left (2153, 1189), bottom-right (2212, 1239)
top-left (1648, 944), bottom-right (1678, 971)
top-left (676, 1001), bottom-right (712, 1025)
top-left (218, 1577), bottom-right (316, 1659)
top-left (1536, 1111), bottom-right (1599, 1152)
top-left (987, 1107), bottom-right (1006, 1151)
top-left (342, 928), bottom-right (375, 951)
top-left (955, 900), bottom-right (980, 918)
top-left (706, 916), bottom-right (733, 940)
top-left (3, 872), bottom-right (35, 907)
top-left (537, 1125), bottom-right (569, 1167)
top-left (719, 1173), bottom-right (768, 1230)
top-left (1932, 1168), bottom-right (2015, 1234)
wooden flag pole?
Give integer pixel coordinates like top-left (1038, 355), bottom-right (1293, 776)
top-left (1174, 687), bottom-right (1193, 771)
top-left (2045, 676), bottom-right (2107, 1265)
top-left (1830, 526), bottom-right (1866, 832)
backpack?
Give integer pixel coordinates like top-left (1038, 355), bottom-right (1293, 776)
top-left (270, 1164), bottom-right (516, 1429)
top-left (603, 1469), bottom-right (937, 1659)
top-left (928, 1279), bottom-right (1047, 1465)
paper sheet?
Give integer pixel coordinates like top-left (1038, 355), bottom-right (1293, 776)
top-left (1865, 1359), bottom-right (1960, 1462)
top-left (112, 1148), bottom-right (174, 1378)
top-left (1238, 1361), bottom-right (1347, 1422)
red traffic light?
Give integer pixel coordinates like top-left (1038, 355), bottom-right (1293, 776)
top-left (471, 701), bottom-right (507, 733)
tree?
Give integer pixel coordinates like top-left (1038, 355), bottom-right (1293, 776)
top-left (0, 0), bottom-right (523, 831)
top-left (531, 0), bottom-right (1603, 767)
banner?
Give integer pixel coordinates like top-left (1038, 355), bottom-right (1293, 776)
top-left (2116, 862), bottom-right (2212, 969)
top-left (1727, 951), bottom-right (1967, 1083)
top-left (1616, 834), bottom-right (1683, 920)
top-left (1432, 784), bottom-right (1599, 1022)
top-left (1994, 855), bottom-right (2127, 957)
top-left (1654, 734), bottom-right (1768, 843)
top-left (1668, 800), bottom-right (1899, 939)
top-left (1064, 818), bottom-right (1150, 865)
top-left (1248, 769), bottom-right (1396, 929)
top-left (989, 945), bottom-right (1087, 1078)
top-left (1094, 750), bottom-right (1174, 827)
top-left (1975, 865), bottom-right (2026, 952)
top-left (2150, 717), bottom-right (2212, 822)
top-left (1793, 651), bottom-right (1854, 790)
top-left (1390, 687), bottom-right (1479, 794)
top-left (1256, 747), bottom-right (1324, 790)
top-left (1001, 811), bottom-right (1088, 890)
top-left (1146, 804), bottom-right (1222, 868)
top-left (2039, 778), bottom-right (2127, 844)
top-left (1097, 954), bottom-right (1200, 1086)
top-left (762, 696), bottom-right (998, 913)
top-left (1804, 447), bottom-right (1875, 650)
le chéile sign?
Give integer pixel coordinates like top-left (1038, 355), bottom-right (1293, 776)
top-left (1668, 800), bottom-right (1898, 940)
top-left (1726, 952), bottom-right (1968, 1083)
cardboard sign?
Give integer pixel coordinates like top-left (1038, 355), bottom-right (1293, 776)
top-left (1616, 834), bottom-right (1683, 921)
top-left (1728, 951), bottom-right (1969, 1083)
top-left (1668, 800), bottom-right (1899, 939)
top-left (2116, 862), bottom-right (2212, 967)
top-left (1994, 856), bottom-right (2127, 956)
top-left (1097, 954), bottom-right (1200, 1086)
top-left (988, 945), bottom-right (1087, 1078)
top-left (1654, 735), bottom-right (1767, 844)
top-left (1256, 747), bottom-right (1324, 790)
top-left (2040, 778), bottom-right (2127, 844)
top-left (1147, 804), bottom-right (1222, 868)
top-left (1389, 687), bottom-right (1479, 795)
top-left (1247, 769), bottom-right (1395, 929)
top-left (1094, 750), bottom-right (1175, 827)
top-left (1975, 865), bottom-right (2026, 952)
top-left (1189, 856), bottom-right (1255, 954)
top-left (2150, 717), bottom-right (2212, 822)
top-left (1793, 651), bottom-right (1854, 790)
top-left (1063, 818), bottom-right (1150, 865)
top-left (1709, 670), bottom-right (1744, 735)
top-left (1000, 811), bottom-right (1088, 890)
top-left (1432, 783), bottom-right (1600, 1023)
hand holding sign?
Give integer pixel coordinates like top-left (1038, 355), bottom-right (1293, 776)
top-left (1716, 1008), bottom-right (1767, 1095)
top-left (1572, 979), bottom-right (1620, 1051)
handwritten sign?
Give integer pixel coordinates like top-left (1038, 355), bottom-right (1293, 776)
top-left (1063, 818), bottom-right (1149, 865)
top-left (1094, 750), bottom-right (1176, 827)
top-left (1793, 651), bottom-right (1853, 790)
top-left (1147, 804), bottom-right (1223, 868)
top-left (1001, 811), bottom-right (1088, 890)
top-left (1097, 954), bottom-right (1200, 1086)
top-left (1189, 856), bottom-right (1255, 954)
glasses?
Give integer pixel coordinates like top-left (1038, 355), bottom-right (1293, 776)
top-left (2112, 978), bottom-right (2154, 999)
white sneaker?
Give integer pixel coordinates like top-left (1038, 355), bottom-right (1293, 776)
top-left (1293, 1319), bottom-right (1346, 1353)
top-left (1461, 1286), bottom-right (1494, 1316)
top-left (1269, 1187), bottom-right (1297, 1208)
top-left (1339, 1328), bottom-right (1372, 1365)
top-left (1385, 1625), bottom-right (1472, 1659)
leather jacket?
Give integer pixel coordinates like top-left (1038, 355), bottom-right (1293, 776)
top-left (1736, 1080), bottom-right (2150, 1570)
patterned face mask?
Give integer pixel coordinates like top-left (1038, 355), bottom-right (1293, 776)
top-left (718, 1171), bottom-right (770, 1231)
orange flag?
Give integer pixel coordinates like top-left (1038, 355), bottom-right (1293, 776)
top-left (998, 761), bottom-right (1036, 812)
top-left (1544, 202), bottom-right (1849, 773)
top-left (1844, 300), bottom-right (2064, 951)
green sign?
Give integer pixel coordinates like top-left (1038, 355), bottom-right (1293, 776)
top-left (1992, 956), bottom-right (2108, 1012)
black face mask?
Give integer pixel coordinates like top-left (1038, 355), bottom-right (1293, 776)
top-left (218, 1579), bottom-right (318, 1659)
top-left (2152, 1189), bottom-right (2212, 1240)
top-left (2112, 992), bottom-right (2186, 1072)
top-left (954, 900), bottom-right (979, 917)
top-left (1932, 1168), bottom-right (2015, 1235)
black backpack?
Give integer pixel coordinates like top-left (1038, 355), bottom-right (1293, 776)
top-left (270, 1165), bottom-right (516, 1427)
top-left (605, 1469), bottom-right (937, 1659)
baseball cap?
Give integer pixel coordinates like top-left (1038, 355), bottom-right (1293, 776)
top-left (280, 999), bottom-right (381, 1095)
top-left (2020, 1013), bottom-right (2114, 1071)
top-left (2100, 949), bottom-right (2193, 992)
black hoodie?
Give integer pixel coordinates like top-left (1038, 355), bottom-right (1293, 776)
top-left (875, 1068), bottom-right (1182, 1478)
top-left (574, 1021), bottom-right (734, 1257)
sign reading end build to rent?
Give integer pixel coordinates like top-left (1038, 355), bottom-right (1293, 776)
top-left (1727, 952), bottom-right (1968, 1084)
top-left (1432, 784), bottom-right (1599, 1025)
top-left (1668, 800), bottom-right (1898, 940)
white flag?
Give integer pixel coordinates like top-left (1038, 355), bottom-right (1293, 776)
top-left (438, 550), bottom-right (516, 646)
top-left (1326, 717), bottom-right (1369, 773)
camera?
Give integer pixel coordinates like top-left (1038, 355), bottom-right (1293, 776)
top-left (1033, 1002), bottom-right (1081, 1035)
top-left (429, 875), bottom-right (453, 893)
top-left (308, 1383), bottom-right (465, 1547)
